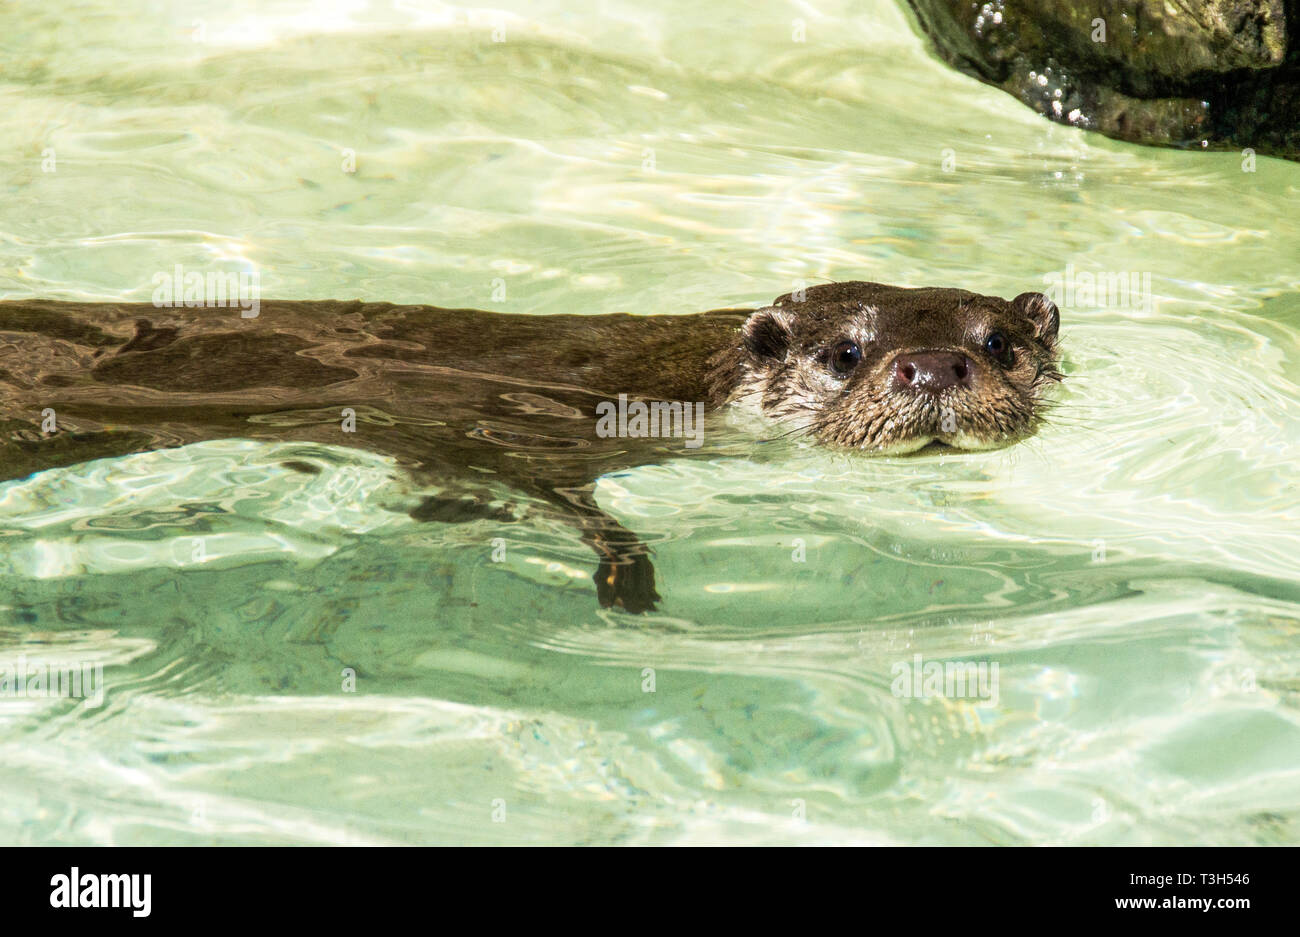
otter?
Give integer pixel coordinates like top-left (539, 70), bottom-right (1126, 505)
top-left (0, 281), bottom-right (1061, 613)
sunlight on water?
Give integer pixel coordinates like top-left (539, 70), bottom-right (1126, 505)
top-left (1, 0), bottom-right (1298, 844)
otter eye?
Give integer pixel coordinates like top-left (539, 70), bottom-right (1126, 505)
top-left (984, 331), bottom-right (1013, 365)
top-left (829, 340), bottom-right (861, 376)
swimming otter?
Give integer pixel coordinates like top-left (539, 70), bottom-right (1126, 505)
top-left (0, 282), bottom-right (1061, 612)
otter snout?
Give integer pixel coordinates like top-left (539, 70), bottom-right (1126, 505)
top-left (890, 350), bottom-right (972, 394)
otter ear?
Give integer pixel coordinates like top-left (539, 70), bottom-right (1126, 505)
top-left (1012, 292), bottom-right (1059, 345)
top-left (742, 308), bottom-right (793, 360)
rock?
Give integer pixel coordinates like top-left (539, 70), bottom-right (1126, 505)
top-left (906, 0), bottom-right (1300, 161)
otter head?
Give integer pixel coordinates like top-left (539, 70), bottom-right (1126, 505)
top-left (733, 281), bottom-right (1061, 453)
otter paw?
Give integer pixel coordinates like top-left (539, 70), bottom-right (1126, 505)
top-left (594, 555), bottom-right (661, 614)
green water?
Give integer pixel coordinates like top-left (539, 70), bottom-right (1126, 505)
top-left (2, 0), bottom-right (1299, 844)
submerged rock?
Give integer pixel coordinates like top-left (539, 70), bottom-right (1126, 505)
top-left (906, 0), bottom-right (1299, 161)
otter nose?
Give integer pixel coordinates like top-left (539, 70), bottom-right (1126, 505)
top-left (892, 351), bottom-right (972, 394)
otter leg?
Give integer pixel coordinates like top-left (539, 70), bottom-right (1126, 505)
top-left (545, 485), bottom-right (662, 615)
top-left (408, 493), bottom-right (516, 524)
top-left (408, 479), bottom-right (661, 613)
